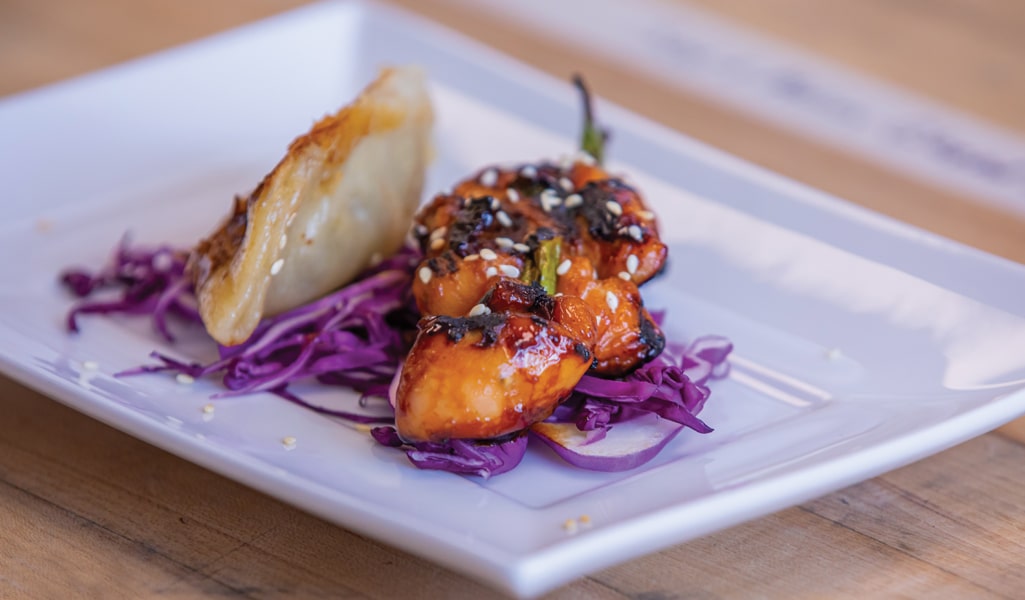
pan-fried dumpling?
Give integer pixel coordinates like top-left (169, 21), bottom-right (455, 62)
top-left (189, 67), bottom-right (433, 346)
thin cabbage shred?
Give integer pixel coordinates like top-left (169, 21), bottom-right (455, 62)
top-left (62, 240), bottom-right (731, 478)
top-left (61, 236), bottom-right (199, 341)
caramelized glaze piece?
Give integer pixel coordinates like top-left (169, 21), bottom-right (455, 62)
top-left (190, 67), bottom-right (433, 345)
top-left (556, 256), bottom-right (663, 376)
top-left (395, 284), bottom-right (595, 443)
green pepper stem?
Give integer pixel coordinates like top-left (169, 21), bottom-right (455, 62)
top-left (536, 238), bottom-right (562, 296)
top-left (572, 74), bottom-right (608, 165)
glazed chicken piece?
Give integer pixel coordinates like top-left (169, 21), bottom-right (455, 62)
top-left (395, 280), bottom-right (596, 442)
top-left (409, 157), bottom-right (667, 377)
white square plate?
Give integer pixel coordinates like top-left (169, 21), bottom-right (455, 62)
top-left (3, 2), bottom-right (1025, 597)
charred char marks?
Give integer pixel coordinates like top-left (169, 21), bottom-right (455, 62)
top-left (637, 312), bottom-right (666, 362)
top-left (424, 312), bottom-right (507, 347)
top-left (426, 251), bottom-right (460, 275)
top-left (578, 180), bottom-right (630, 241)
top-left (448, 197), bottom-right (495, 256)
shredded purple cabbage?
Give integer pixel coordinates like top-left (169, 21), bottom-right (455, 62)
top-left (372, 427), bottom-right (527, 479)
top-left (61, 237), bottom-right (199, 341)
top-left (552, 336), bottom-right (733, 437)
top-left (125, 247), bottom-right (421, 398)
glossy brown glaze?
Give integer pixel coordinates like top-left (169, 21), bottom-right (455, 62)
top-left (395, 290), bottom-right (594, 443)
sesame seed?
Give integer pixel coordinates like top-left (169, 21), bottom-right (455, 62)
top-left (282, 436), bottom-right (297, 449)
top-left (540, 189), bottom-right (562, 212)
top-left (605, 201), bottom-right (622, 216)
top-left (575, 151), bottom-right (597, 166)
top-left (468, 303), bottom-right (491, 317)
top-left (499, 264), bottom-right (521, 278)
top-left (628, 224), bottom-right (643, 241)
top-left (638, 210), bottom-right (655, 220)
top-left (559, 177), bottom-right (574, 191)
top-left (563, 519), bottom-right (578, 534)
top-left (507, 188), bottom-right (520, 203)
top-left (626, 254), bottom-right (639, 274)
top-left (82, 360), bottom-right (99, 371)
top-left (564, 194), bottom-right (583, 208)
top-left (496, 210), bottom-right (513, 228)
top-left (495, 237), bottom-right (514, 248)
top-left (490, 197), bottom-right (501, 211)
top-left (429, 226), bottom-right (447, 240)
top-left (176, 373), bottom-right (195, 385)
top-left (579, 514), bottom-right (593, 526)
top-left (479, 168), bottom-right (498, 187)
top-left (512, 243), bottom-right (530, 253)
top-left (464, 254), bottom-right (480, 261)
top-left (479, 248), bottom-right (498, 260)
top-left (520, 165), bottom-right (537, 178)
top-left (202, 403), bottom-right (215, 414)
top-left (279, 234), bottom-right (288, 250)
top-left (418, 266), bottom-right (432, 284)
top-left (485, 266), bottom-right (498, 278)
top-left (605, 291), bottom-right (619, 312)
top-left (270, 259), bottom-right (284, 275)
top-left (556, 259), bottom-right (572, 276)
top-left (618, 271), bottom-right (631, 280)
top-left (430, 237), bottom-right (445, 251)
top-left (355, 423), bottom-right (372, 432)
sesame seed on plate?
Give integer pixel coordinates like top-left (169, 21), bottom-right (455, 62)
top-left (605, 291), bottom-right (619, 312)
top-left (605, 201), bottom-right (622, 216)
top-left (418, 266), bottom-right (432, 284)
top-left (202, 403), bottom-right (215, 414)
top-left (479, 248), bottom-right (498, 260)
top-left (556, 259), bottom-right (572, 276)
top-left (282, 436), bottom-right (297, 450)
top-left (468, 303), bottom-right (491, 317)
top-left (176, 373), bottom-right (195, 385)
top-left (563, 519), bottom-right (578, 534)
top-left (499, 264), bottom-right (521, 278)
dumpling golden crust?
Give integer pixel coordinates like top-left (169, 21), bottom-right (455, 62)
top-left (189, 66), bottom-right (433, 346)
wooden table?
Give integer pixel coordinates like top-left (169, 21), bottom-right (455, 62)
top-left (3, 1), bottom-right (1025, 597)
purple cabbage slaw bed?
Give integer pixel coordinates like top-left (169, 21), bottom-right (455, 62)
top-left (62, 238), bottom-right (732, 478)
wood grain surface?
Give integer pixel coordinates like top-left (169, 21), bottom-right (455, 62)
top-left (3, 1), bottom-right (1025, 598)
